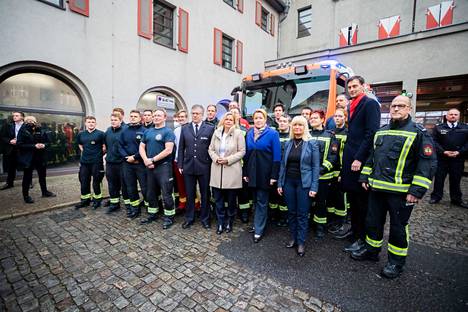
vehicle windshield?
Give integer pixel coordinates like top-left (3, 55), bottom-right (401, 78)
top-left (243, 75), bottom-right (345, 118)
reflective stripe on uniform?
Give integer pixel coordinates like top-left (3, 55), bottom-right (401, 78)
top-left (361, 166), bottom-right (372, 175)
top-left (239, 203), bottom-right (250, 209)
top-left (93, 193), bottom-right (102, 199)
top-left (388, 224), bottom-right (409, 256)
top-left (319, 172), bottom-right (335, 180)
top-left (313, 215), bottom-right (327, 224)
top-left (164, 209), bottom-right (175, 216)
top-left (334, 208), bottom-right (346, 217)
top-left (124, 199), bottom-right (131, 205)
top-left (131, 199), bottom-right (141, 207)
top-left (279, 205), bottom-right (288, 212)
top-left (147, 207), bottom-right (158, 214)
top-left (368, 178), bottom-right (410, 193)
top-left (110, 197), bottom-right (120, 204)
top-left (270, 203), bottom-right (278, 209)
top-left (81, 194), bottom-right (91, 199)
top-left (327, 206), bottom-right (335, 213)
top-left (366, 235), bottom-right (383, 248)
top-left (323, 160), bottom-right (333, 170)
top-left (412, 175), bottom-right (432, 189)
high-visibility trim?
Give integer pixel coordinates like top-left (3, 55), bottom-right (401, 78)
top-left (323, 160), bottom-right (333, 170)
top-left (319, 172), bottom-right (335, 180)
top-left (81, 194), bottom-right (91, 199)
top-left (388, 243), bottom-right (408, 257)
top-left (144, 201), bottom-right (149, 207)
top-left (239, 203), bottom-right (250, 209)
top-left (279, 205), bottom-right (288, 212)
top-left (333, 170), bottom-right (340, 178)
top-left (269, 204), bottom-right (278, 209)
top-left (93, 193), bottom-right (103, 199)
top-left (412, 175), bottom-right (432, 189)
top-left (131, 199), bottom-right (141, 207)
top-left (313, 215), bottom-right (327, 224)
top-left (327, 207), bottom-right (335, 213)
top-left (147, 207), bottom-right (158, 214)
top-left (366, 235), bottom-right (383, 248)
top-left (334, 209), bottom-right (346, 217)
top-left (368, 178), bottom-right (410, 193)
top-left (164, 209), bottom-right (175, 216)
top-left (361, 166), bottom-right (372, 175)
top-left (124, 199), bottom-right (131, 205)
top-left (110, 198), bottom-right (120, 204)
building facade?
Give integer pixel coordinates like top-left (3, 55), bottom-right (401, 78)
top-left (271, 0), bottom-right (468, 125)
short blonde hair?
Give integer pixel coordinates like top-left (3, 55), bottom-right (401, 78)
top-left (252, 108), bottom-right (267, 120)
top-left (24, 116), bottom-right (37, 124)
top-left (289, 116), bottom-right (311, 141)
top-left (218, 112), bottom-right (239, 130)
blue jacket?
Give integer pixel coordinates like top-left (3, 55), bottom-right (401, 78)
top-left (177, 122), bottom-right (215, 175)
top-left (278, 139), bottom-right (320, 192)
top-left (104, 125), bottom-right (124, 163)
top-left (243, 127), bottom-right (281, 189)
top-left (118, 124), bottom-right (146, 161)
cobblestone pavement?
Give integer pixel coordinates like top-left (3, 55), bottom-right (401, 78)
top-left (0, 207), bottom-right (341, 312)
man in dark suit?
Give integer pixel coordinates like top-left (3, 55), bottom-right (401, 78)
top-left (1, 111), bottom-right (24, 190)
top-left (178, 104), bottom-right (215, 229)
top-left (338, 76), bottom-right (381, 253)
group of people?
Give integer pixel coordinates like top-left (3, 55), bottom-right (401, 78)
top-left (1, 75), bottom-right (466, 280)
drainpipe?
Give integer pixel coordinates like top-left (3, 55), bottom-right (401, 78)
top-left (412, 0), bottom-right (417, 33)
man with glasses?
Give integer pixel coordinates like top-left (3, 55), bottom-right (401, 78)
top-left (0, 111), bottom-right (24, 190)
top-left (351, 95), bottom-right (437, 279)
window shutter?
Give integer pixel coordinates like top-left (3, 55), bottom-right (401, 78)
top-left (236, 40), bottom-right (243, 73)
top-left (440, 1), bottom-right (454, 26)
top-left (178, 8), bottom-right (189, 53)
top-left (69, 0), bottom-right (89, 17)
top-left (350, 24), bottom-right (358, 45)
top-left (213, 28), bottom-right (223, 65)
top-left (426, 4), bottom-right (440, 29)
top-left (378, 16), bottom-right (400, 39)
top-left (237, 0), bottom-right (244, 13)
top-left (255, 1), bottom-right (262, 26)
top-left (339, 27), bottom-right (348, 47)
top-left (270, 14), bottom-right (275, 36)
top-left (138, 0), bottom-right (152, 39)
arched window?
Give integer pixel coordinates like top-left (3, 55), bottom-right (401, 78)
top-left (137, 86), bottom-right (186, 127)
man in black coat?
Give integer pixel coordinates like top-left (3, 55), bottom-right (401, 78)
top-left (17, 116), bottom-right (56, 203)
top-left (338, 76), bottom-right (381, 253)
top-left (0, 111), bottom-right (24, 190)
top-left (178, 104), bottom-right (215, 229)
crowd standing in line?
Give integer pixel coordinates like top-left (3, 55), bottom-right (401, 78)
top-left (1, 75), bottom-right (467, 280)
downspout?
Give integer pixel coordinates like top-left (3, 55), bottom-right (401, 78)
top-left (277, 1), bottom-right (290, 59)
top-left (411, 0), bottom-right (417, 33)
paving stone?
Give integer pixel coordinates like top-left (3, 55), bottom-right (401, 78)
top-left (114, 296), bottom-right (130, 309)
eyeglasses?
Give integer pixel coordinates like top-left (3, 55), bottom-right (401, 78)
top-left (390, 104), bottom-right (409, 110)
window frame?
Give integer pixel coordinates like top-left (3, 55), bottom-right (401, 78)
top-left (222, 34), bottom-right (235, 71)
top-left (297, 6), bottom-right (312, 38)
top-left (37, 0), bottom-right (66, 10)
top-left (153, 1), bottom-right (176, 49)
top-left (261, 7), bottom-right (270, 32)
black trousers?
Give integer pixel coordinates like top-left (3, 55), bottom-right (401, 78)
top-left (4, 151), bottom-right (18, 186)
top-left (431, 158), bottom-right (464, 203)
top-left (146, 162), bottom-right (174, 217)
top-left (348, 189), bottom-right (369, 240)
top-left (79, 162), bottom-right (104, 201)
top-left (327, 179), bottom-right (347, 222)
top-left (105, 162), bottom-right (128, 204)
top-left (184, 173), bottom-right (210, 224)
top-left (22, 164), bottom-right (47, 198)
top-left (122, 162), bottom-right (147, 208)
top-left (213, 188), bottom-right (237, 226)
top-left (238, 180), bottom-right (251, 211)
top-left (365, 190), bottom-right (413, 266)
top-left (312, 180), bottom-right (331, 225)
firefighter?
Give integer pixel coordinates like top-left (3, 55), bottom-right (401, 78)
top-left (327, 108), bottom-right (349, 235)
top-left (351, 95), bottom-right (437, 279)
top-left (75, 116), bottom-right (106, 209)
top-left (103, 112), bottom-right (128, 214)
top-left (119, 110), bottom-right (148, 218)
top-left (309, 110), bottom-right (339, 239)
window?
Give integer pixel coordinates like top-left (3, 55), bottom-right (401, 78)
top-left (223, 0), bottom-right (234, 7)
top-left (339, 24), bottom-right (358, 47)
top-left (222, 35), bottom-right (234, 70)
top-left (154, 2), bottom-right (174, 48)
top-left (223, 0), bottom-right (243, 12)
top-left (378, 16), bottom-right (400, 39)
top-left (298, 6), bottom-right (312, 38)
top-left (426, 1), bottom-right (454, 29)
top-left (37, 0), bottom-right (65, 9)
top-left (261, 8), bottom-right (269, 31)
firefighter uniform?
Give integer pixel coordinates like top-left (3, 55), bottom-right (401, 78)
top-left (104, 124), bottom-right (128, 213)
top-left (310, 128), bottom-right (338, 238)
top-left (75, 129), bottom-right (106, 209)
top-left (355, 117), bottom-right (437, 271)
top-left (269, 130), bottom-right (289, 226)
top-left (327, 126), bottom-right (348, 230)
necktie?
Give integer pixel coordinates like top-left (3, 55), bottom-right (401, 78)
top-left (451, 123), bottom-right (455, 129)
top-left (195, 123), bottom-right (199, 136)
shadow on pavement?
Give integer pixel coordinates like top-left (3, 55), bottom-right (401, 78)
top-left (218, 226), bottom-right (468, 312)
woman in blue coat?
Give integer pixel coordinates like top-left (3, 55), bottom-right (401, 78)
top-left (243, 109), bottom-right (281, 243)
top-left (277, 116), bottom-right (320, 256)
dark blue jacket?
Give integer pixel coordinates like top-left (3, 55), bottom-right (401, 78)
top-left (278, 139), bottom-right (320, 193)
top-left (243, 127), bottom-right (281, 189)
top-left (341, 95), bottom-right (381, 192)
top-left (104, 125), bottom-right (124, 164)
top-left (118, 124), bottom-right (146, 161)
top-left (177, 122), bottom-right (215, 175)
top-left (16, 124), bottom-right (50, 169)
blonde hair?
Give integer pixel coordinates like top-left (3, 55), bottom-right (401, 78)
top-left (334, 108), bottom-right (348, 127)
top-left (253, 108), bottom-right (267, 120)
top-left (24, 116), bottom-right (37, 124)
top-left (289, 116), bottom-right (311, 141)
top-left (217, 112), bottom-right (239, 130)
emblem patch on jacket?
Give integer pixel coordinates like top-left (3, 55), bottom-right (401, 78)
top-left (423, 144), bottom-right (433, 156)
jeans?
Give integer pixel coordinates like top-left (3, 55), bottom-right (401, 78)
top-left (252, 188), bottom-right (270, 236)
top-left (283, 177), bottom-right (311, 245)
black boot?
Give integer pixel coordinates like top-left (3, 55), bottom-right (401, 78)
top-left (140, 213), bottom-right (158, 224)
top-left (129, 207), bottom-right (141, 219)
top-left (381, 263), bottom-right (404, 279)
top-left (216, 224), bottom-right (223, 235)
top-left (350, 245), bottom-right (379, 262)
top-left (75, 199), bottom-right (90, 209)
top-left (24, 196), bottom-right (34, 204)
top-left (42, 191), bottom-right (56, 198)
top-left (240, 209), bottom-right (249, 224)
top-left (103, 200), bottom-right (111, 207)
top-left (126, 204), bottom-right (132, 217)
top-left (344, 238), bottom-right (365, 253)
top-left (225, 220), bottom-right (233, 233)
top-left (92, 200), bottom-right (101, 210)
top-left (276, 211), bottom-right (288, 227)
top-left (315, 224), bottom-right (326, 239)
top-left (106, 203), bottom-right (120, 214)
top-left (162, 216), bottom-right (174, 229)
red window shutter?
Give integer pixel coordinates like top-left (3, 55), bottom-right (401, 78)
top-left (440, 1), bottom-right (454, 26)
top-left (339, 27), bottom-right (348, 47)
top-left (178, 8), bottom-right (189, 53)
top-left (270, 14), bottom-right (275, 36)
top-left (69, 0), bottom-right (89, 17)
top-left (426, 4), bottom-right (440, 29)
top-left (138, 0), bottom-right (153, 39)
top-left (213, 28), bottom-right (223, 65)
top-left (237, 0), bottom-right (244, 13)
top-left (378, 16), bottom-right (400, 39)
top-left (255, 1), bottom-right (262, 26)
top-left (236, 40), bottom-right (243, 73)
top-left (378, 20), bottom-right (388, 40)
top-left (389, 16), bottom-right (400, 37)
